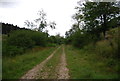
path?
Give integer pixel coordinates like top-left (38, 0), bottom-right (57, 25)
top-left (21, 45), bottom-right (70, 79)
top-left (56, 46), bottom-right (70, 79)
top-left (21, 46), bottom-right (61, 79)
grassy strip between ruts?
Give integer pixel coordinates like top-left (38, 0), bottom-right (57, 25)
top-left (3, 46), bottom-right (57, 79)
top-left (65, 45), bottom-right (118, 79)
top-left (37, 45), bottom-right (62, 79)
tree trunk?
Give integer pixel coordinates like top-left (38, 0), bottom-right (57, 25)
top-left (103, 14), bottom-right (107, 38)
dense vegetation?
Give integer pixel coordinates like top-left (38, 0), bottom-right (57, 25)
top-left (2, 30), bottom-right (65, 57)
top-left (65, 1), bottom-right (119, 58)
top-left (65, 2), bottom-right (120, 78)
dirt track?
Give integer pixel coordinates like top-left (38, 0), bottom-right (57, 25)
top-left (21, 45), bottom-right (69, 79)
top-left (56, 46), bottom-right (70, 79)
top-left (21, 46), bottom-right (60, 79)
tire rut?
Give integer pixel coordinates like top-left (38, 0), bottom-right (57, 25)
top-left (56, 45), bottom-right (70, 79)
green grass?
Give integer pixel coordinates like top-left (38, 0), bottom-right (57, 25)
top-left (0, 35), bottom-right (2, 79)
top-left (65, 45), bottom-right (118, 79)
top-left (3, 46), bottom-right (57, 79)
top-left (38, 45), bottom-right (62, 79)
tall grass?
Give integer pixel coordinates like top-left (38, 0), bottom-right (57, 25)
top-left (65, 45), bottom-right (118, 79)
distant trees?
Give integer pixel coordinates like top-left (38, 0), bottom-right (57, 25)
top-left (2, 22), bottom-right (29, 34)
top-left (48, 34), bottom-right (64, 45)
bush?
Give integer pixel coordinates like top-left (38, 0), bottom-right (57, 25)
top-left (7, 30), bottom-right (35, 49)
top-left (3, 30), bottom-right (48, 56)
top-left (2, 45), bottom-right (24, 56)
top-left (72, 31), bottom-right (93, 48)
top-left (31, 32), bottom-right (48, 46)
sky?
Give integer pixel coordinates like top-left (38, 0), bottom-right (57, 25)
top-left (0, 0), bottom-right (119, 36)
top-left (0, 0), bottom-right (80, 36)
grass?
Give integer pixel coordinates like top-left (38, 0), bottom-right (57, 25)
top-left (2, 46), bottom-right (57, 79)
top-left (0, 35), bottom-right (2, 79)
top-left (65, 45), bottom-right (118, 79)
top-left (38, 45), bottom-right (62, 79)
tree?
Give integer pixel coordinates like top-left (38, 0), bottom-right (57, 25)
top-left (24, 20), bottom-right (36, 29)
top-left (35, 9), bottom-right (47, 32)
top-left (49, 21), bottom-right (56, 29)
top-left (35, 9), bottom-right (56, 32)
top-left (24, 9), bottom-right (56, 32)
top-left (75, 2), bottom-right (120, 38)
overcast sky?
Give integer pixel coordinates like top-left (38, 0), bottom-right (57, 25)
top-left (0, 0), bottom-right (80, 36)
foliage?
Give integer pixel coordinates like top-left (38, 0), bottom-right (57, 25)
top-left (30, 31), bottom-right (48, 46)
top-left (72, 30), bottom-right (94, 48)
top-left (3, 30), bottom-right (49, 56)
top-left (2, 45), bottom-right (24, 56)
top-left (65, 1), bottom-right (119, 52)
top-left (7, 30), bottom-right (35, 49)
top-left (75, 2), bottom-right (120, 37)
top-left (82, 27), bottom-right (119, 59)
top-left (34, 10), bottom-right (56, 32)
top-left (48, 34), bottom-right (64, 45)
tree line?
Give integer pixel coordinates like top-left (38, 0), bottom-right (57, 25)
top-left (65, 1), bottom-right (120, 59)
top-left (1, 22), bottom-right (30, 35)
top-left (65, 1), bottom-right (120, 47)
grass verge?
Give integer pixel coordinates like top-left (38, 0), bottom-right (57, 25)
top-left (65, 45), bottom-right (118, 79)
top-left (3, 47), bottom-right (57, 79)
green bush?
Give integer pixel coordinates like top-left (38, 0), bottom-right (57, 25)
top-left (3, 30), bottom-right (49, 56)
top-left (31, 32), bottom-right (48, 46)
top-left (72, 31), bottom-right (93, 48)
top-left (2, 45), bottom-right (24, 56)
top-left (7, 30), bottom-right (35, 49)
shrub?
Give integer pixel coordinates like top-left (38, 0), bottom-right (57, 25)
top-left (2, 45), bottom-right (24, 56)
top-left (31, 32), bottom-right (48, 46)
top-left (3, 30), bottom-right (48, 56)
top-left (7, 30), bottom-right (35, 49)
top-left (72, 31), bottom-right (93, 48)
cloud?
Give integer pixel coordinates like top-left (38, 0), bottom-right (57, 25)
top-left (0, 0), bottom-right (21, 8)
